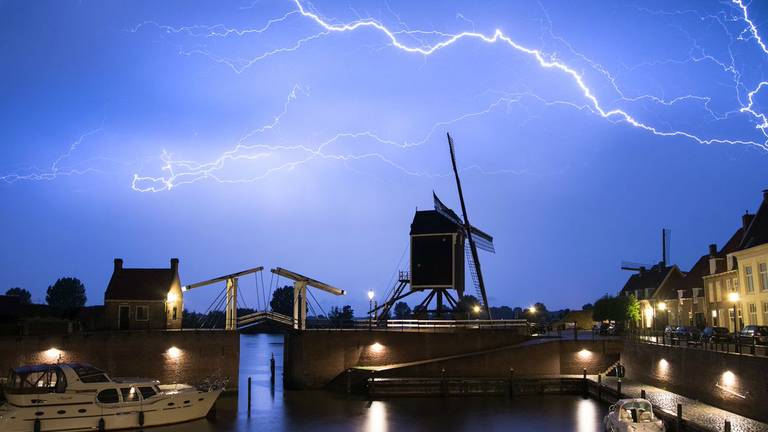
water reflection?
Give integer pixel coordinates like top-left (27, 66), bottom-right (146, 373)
top-left (148, 334), bottom-right (609, 431)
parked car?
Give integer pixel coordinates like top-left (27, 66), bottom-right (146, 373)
top-left (738, 325), bottom-right (768, 344)
top-left (663, 325), bottom-right (675, 338)
top-left (701, 326), bottom-right (730, 342)
top-left (603, 398), bottom-right (665, 431)
top-left (673, 326), bottom-right (700, 341)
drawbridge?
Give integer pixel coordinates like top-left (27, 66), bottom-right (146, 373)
top-left (183, 266), bottom-right (345, 332)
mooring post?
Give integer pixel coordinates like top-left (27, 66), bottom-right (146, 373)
top-left (346, 369), bottom-right (352, 395)
top-left (617, 378), bottom-right (622, 396)
top-left (574, 326), bottom-right (578, 341)
top-left (509, 368), bottom-right (515, 397)
top-left (441, 367), bottom-right (447, 396)
top-left (724, 420), bottom-right (732, 432)
top-left (247, 376), bottom-right (252, 417)
top-left (641, 389), bottom-right (646, 399)
top-left (597, 374), bottom-right (602, 401)
top-left (369, 370), bottom-right (376, 397)
top-left (582, 368), bottom-right (587, 397)
top-left (270, 353), bottom-right (276, 383)
top-left (676, 403), bottom-right (683, 431)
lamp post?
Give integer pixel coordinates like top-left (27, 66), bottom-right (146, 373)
top-left (728, 292), bottom-right (740, 335)
top-left (657, 302), bottom-right (668, 343)
top-left (472, 304), bottom-right (481, 320)
top-left (367, 290), bottom-right (375, 330)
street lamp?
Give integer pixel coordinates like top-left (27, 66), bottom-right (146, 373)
top-left (472, 304), bottom-right (481, 320)
top-left (657, 301), bottom-right (668, 343)
top-left (728, 291), bottom-right (740, 334)
top-left (367, 290), bottom-right (375, 330)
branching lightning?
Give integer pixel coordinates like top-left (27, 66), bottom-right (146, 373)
top-left (1, 129), bottom-right (105, 184)
top-left (70, 0), bottom-right (768, 191)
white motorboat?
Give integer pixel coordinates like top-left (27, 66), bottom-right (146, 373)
top-left (603, 398), bottom-right (666, 432)
top-left (0, 363), bottom-right (223, 432)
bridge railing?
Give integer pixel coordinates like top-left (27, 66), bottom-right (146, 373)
top-left (303, 318), bottom-right (530, 332)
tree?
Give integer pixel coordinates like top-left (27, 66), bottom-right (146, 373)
top-left (456, 295), bottom-right (480, 313)
top-left (523, 302), bottom-right (548, 322)
top-left (592, 294), bottom-right (640, 323)
top-left (269, 285), bottom-right (294, 316)
top-left (5, 287), bottom-right (31, 304)
top-left (582, 303), bottom-right (594, 310)
top-left (329, 305), bottom-right (354, 327)
top-left (46, 278), bottom-right (86, 308)
top-left (393, 301), bottom-right (411, 319)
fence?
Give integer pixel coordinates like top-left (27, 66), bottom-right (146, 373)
top-left (626, 328), bottom-right (768, 358)
top-left (304, 318), bottom-right (530, 332)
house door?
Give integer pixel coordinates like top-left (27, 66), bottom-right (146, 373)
top-left (119, 306), bottom-right (130, 330)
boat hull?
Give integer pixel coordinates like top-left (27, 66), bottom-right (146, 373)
top-left (1, 389), bottom-right (221, 432)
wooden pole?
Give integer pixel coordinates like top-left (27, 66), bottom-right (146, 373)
top-left (247, 376), bottom-right (252, 417)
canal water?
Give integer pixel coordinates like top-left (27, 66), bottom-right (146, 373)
top-left (155, 334), bottom-right (609, 431)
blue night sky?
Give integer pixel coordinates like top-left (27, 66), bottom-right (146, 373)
top-left (2, 0), bottom-right (768, 315)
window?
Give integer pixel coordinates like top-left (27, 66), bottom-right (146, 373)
top-left (760, 263), bottom-right (768, 291)
top-left (708, 282), bottom-right (714, 302)
top-left (136, 306), bottom-right (149, 321)
top-left (172, 306), bottom-right (178, 321)
top-left (120, 387), bottom-right (140, 402)
top-left (763, 302), bottom-right (768, 325)
top-left (749, 303), bottom-right (758, 325)
top-left (97, 389), bottom-right (120, 404)
top-left (138, 386), bottom-right (157, 399)
top-left (746, 266), bottom-right (755, 293)
top-left (715, 281), bottom-right (722, 301)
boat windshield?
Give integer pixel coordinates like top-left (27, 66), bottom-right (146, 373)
top-left (620, 401), bottom-right (654, 422)
top-left (7, 365), bottom-right (67, 393)
top-left (71, 365), bottom-right (110, 383)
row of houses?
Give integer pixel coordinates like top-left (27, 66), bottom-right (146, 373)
top-left (620, 189), bottom-right (768, 332)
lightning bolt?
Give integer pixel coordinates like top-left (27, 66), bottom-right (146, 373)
top-left (126, 0), bottom-right (768, 192)
top-left (1, 129), bottom-right (105, 184)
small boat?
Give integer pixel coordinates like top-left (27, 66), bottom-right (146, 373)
top-left (603, 398), bottom-right (666, 431)
top-left (0, 363), bottom-right (223, 432)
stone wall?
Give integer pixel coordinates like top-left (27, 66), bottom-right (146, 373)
top-left (622, 341), bottom-right (768, 422)
top-left (284, 330), bottom-right (622, 389)
top-left (0, 330), bottom-right (240, 389)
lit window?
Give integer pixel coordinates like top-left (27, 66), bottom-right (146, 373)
top-left (759, 263), bottom-right (768, 292)
top-left (746, 266), bottom-right (755, 293)
top-left (135, 306), bottom-right (149, 321)
top-left (749, 303), bottom-right (757, 325)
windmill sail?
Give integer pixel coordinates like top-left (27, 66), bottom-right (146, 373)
top-left (433, 192), bottom-right (495, 253)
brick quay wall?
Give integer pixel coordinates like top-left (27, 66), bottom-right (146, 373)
top-left (622, 341), bottom-right (768, 423)
top-left (284, 330), bottom-right (623, 389)
top-left (0, 330), bottom-right (240, 389)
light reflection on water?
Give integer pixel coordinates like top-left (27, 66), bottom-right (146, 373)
top-left (148, 334), bottom-right (610, 432)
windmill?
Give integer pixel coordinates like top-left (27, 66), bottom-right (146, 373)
top-left (373, 133), bottom-right (495, 320)
top-left (621, 228), bottom-right (671, 272)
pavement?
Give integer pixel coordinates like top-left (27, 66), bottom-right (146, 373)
top-left (596, 375), bottom-right (768, 432)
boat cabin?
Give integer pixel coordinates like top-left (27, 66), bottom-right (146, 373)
top-left (6, 363), bottom-right (108, 394)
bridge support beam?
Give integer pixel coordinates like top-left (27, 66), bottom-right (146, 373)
top-left (225, 277), bottom-right (238, 331)
top-left (293, 281), bottom-right (308, 330)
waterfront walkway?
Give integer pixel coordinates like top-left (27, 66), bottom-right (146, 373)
top-left (596, 375), bottom-right (768, 432)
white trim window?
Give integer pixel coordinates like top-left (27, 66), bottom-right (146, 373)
top-left (763, 302), bottom-right (768, 325)
top-left (746, 266), bottom-right (755, 293)
top-left (749, 303), bottom-right (758, 325)
top-left (135, 305), bottom-right (149, 321)
top-left (759, 263), bottom-right (768, 292)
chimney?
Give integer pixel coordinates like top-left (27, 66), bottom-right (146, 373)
top-left (114, 258), bottom-right (123, 272)
top-left (743, 211), bottom-right (755, 232)
top-left (170, 258), bottom-right (179, 272)
top-left (763, 189), bottom-right (768, 201)
top-left (708, 244), bottom-right (717, 256)
top-left (639, 266), bottom-right (646, 274)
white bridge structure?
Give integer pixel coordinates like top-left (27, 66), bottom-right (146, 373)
top-left (183, 266), bottom-right (345, 331)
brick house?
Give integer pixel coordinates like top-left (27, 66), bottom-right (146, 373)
top-left (104, 258), bottom-right (183, 330)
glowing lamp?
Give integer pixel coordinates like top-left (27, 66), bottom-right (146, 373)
top-left (657, 302), bottom-right (667, 311)
top-left (167, 292), bottom-right (178, 303)
top-left (727, 292), bottom-right (740, 303)
top-left (472, 305), bottom-right (481, 314)
top-left (577, 349), bottom-right (592, 360)
top-left (722, 370), bottom-right (736, 386)
top-left (528, 306), bottom-right (536, 314)
top-left (44, 348), bottom-right (62, 362)
top-left (370, 342), bottom-right (384, 353)
top-left (367, 290), bottom-right (375, 301)
top-left (166, 346), bottom-right (182, 359)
